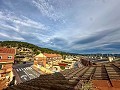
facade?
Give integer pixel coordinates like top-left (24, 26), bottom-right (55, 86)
top-left (34, 53), bottom-right (47, 67)
top-left (5, 63), bottom-right (120, 90)
top-left (59, 59), bottom-right (76, 69)
top-left (108, 56), bottom-right (114, 62)
top-left (57, 54), bottom-right (62, 60)
top-left (43, 53), bottom-right (62, 66)
top-left (34, 53), bottom-right (62, 69)
top-left (0, 47), bottom-right (16, 81)
top-left (15, 47), bottom-right (34, 61)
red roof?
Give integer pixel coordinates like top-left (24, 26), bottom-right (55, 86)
top-left (58, 63), bottom-right (67, 66)
top-left (43, 53), bottom-right (58, 58)
top-left (0, 47), bottom-right (16, 54)
top-left (57, 54), bottom-right (62, 57)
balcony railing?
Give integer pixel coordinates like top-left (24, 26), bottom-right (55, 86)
top-left (0, 68), bottom-right (12, 74)
top-left (0, 69), bottom-right (6, 73)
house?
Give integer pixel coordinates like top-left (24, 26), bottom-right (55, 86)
top-left (57, 54), bottom-right (62, 60)
top-left (0, 47), bottom-right (16, 82)
top-left (108, 56), bottom-right (114, 62)
top-left (34, 53), bottom-right (62, 68)
top-left (43, 53), bottom-right (62, 66)
top-left (34, 53), bottom-right (46, 67)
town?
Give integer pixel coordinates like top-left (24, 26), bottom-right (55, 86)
top-left (0, 0), bottom-right (120, 90)
top-left (0, 45), bottom-right (120, 90)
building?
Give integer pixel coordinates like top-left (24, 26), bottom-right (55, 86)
top-left (57, 54), bottom-right (62, 60)
top-left (108, 56), bottom-right (114, 62)
top-left (80, 58), bottom-right (93, 66)
top-left (0, 47), bottom-right (16, 82)
top-left (43, 53), bottom-right (62, 66)
top-left (15, 47), bottom-right (34, 62)
top-left (5, 63), bottom-right (120, 90)
top-left (34, 53), bottom-right (62, 73)
top-left (59, 59), bottom-right (76, 69)
top-left (34, 53), bottom-right (47, 67)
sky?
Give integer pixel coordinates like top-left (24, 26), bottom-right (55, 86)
top-left (0, 0), bottom-right (120, 54)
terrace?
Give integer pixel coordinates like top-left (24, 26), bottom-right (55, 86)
top-left (4, 63), bottom-right (120, 90)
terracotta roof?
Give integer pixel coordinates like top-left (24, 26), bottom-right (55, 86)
top-left (60, 63), bottom-right (120, 89)
top-left (5, 63), bottom-right (120, 90)
top-left (0, 79), bottom-right (8, 90)
top-left (57, 54), bottom-right (60, 55)
top-left (0, 48), bottom-right (16, 54)
top-left (5, 73), bottom-right (74, 90)
top-left (43, 53), bottom-right (58, 58)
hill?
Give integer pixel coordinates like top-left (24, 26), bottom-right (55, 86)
top-left (0, 41), bottom-right (74, 63)
top-left (0, 41), bottom-right (70, 55)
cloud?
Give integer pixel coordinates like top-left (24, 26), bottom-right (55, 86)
top-left (31, 0), bottom-right (62, 21)
top-left (0, 0), bottom-right (120, 53)
top-left (0, 32), bottom-right (10, 38)
top-left (0, 10), bottom-right (50, 42)
top-left (0, 10), bottom-right (46, 30)
top-left (50, 38), bottom-right (68, 46)
top-left (69, 42), bottom-right (120, 54)
top-left (73, 28), bottom-right (120, 45)
top-left (40, 37), bottom-right (69, 50)
top-left (0, 32), bottom-right (25, 41)
top-left (0, 22), bottom-right (19, 32)
top-left (103, 42), bottom-right (120, 50)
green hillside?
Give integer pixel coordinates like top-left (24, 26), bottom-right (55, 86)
top-left (0, 41), bottom-right (69, 55)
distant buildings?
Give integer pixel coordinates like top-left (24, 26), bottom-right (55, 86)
top-left (15, 47), bottom-right (34, 62)
top-left (59, 59), bottom-right (76, 69)
top-left (80, 58), bottom-right (93, 66)
top-left (43, 53), bottom-right (62, 65)
top-left (6, 63), bottom-right (120, 90)
top-left (108, 56), bottom-right (114, 62)
top-left (0, 47), bottom-right (16, 82)
top-left (34, 53), bottom-right (62, 68)
top-left (34, 53), bottom-right (46, 67)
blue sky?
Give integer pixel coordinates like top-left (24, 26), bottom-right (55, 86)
top-left (0, 0), bottom-right (120, 54)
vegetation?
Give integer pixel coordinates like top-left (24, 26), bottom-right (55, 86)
top-left (60, 66), bottom-right (65, 70)
top-left (0, 41), bottom-right (70, 55)
top-left (81, 81), bottom-right (93, 90)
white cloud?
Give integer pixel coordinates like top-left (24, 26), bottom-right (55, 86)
top-left (0, 32), bottom-right (10, 38)
top-left (0, 22), bottom-right (19, 32)
top-left (0, 10), bottom-right (49, 41)
top-left (71, 28), bottom-right (120, 52)
top-left (0, 32), bottom-right (25, 40)
top-left (0, 10), bottom-right (46, 30)
top-left (0, 0), bottom-right (120, 53)
top-left (12, 36), bottom-right (25, 41)
top-left (31, 0), bottom-right (62, 21)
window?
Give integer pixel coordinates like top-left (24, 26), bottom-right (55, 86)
top-left (0, 64), bottom-right (2, 69)
top-left (8, 56), bottom-right (12, 59)
top-left (0, 56), bottom-right (2, 59)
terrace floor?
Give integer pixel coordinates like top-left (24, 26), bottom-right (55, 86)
top-left (4, 63), bottom-right (120, 90)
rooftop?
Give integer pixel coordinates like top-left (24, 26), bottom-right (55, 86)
top-left (35, 53), bottom-right (46, 58)
top-left (43, 53), bottom-right (58, 58)
top-left (5, 63), bottom-right (120, 90)
top-left (0, 48), bottom-right (16, 54)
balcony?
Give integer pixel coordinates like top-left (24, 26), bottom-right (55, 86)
top-left (0, 69), bottom-right (5, 74)
top-left (6, 68), bottom-right (12, 72)
top-left (0, 68), bottom-right (12, 74)
top-left (0, 60), bottom-right (14, 64)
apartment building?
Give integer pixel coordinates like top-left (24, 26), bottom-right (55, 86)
top-left (0, 47), bottom-right (16, 81)
top-left (34, 53), bottom-right (47, 67)
top-left (34, 53), bottom-right (62, 68)
top-left (43, 53), bottom-right (62, 66)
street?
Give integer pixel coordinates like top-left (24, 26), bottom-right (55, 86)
top-left (13, 63), bottom-right (40, 82)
